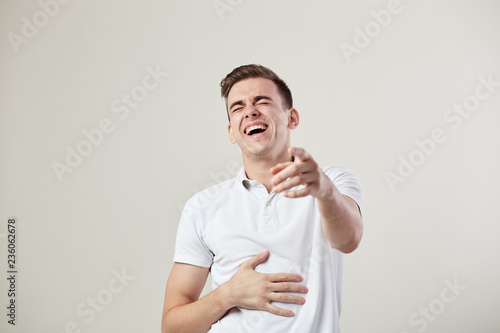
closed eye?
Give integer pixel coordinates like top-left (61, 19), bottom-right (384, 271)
top-left (254, 96), bottom-right (273, 105)
top-left (229, 100), bottom-right (245, 113)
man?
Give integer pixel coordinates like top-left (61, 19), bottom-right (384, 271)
top-left (161, 64), bottom-right (363, 332)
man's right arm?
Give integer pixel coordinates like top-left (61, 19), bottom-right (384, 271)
top-left (161, 251), bottom-right (308, 333)
top-left (161, 262), bottom-right (226, 333)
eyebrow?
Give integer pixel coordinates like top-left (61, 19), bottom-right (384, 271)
top-left (254, 95), bottom-right (272, 102)
top-left (229, 95), bottom-right (273, 111)
top-left (229, 100), bottom-right (244, 111)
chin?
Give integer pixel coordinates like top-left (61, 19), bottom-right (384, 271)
top-left (247, 146), bottom-right (274, 157)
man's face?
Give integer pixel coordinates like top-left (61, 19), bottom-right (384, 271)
top-left (227, 78), bottom-right (299, 159)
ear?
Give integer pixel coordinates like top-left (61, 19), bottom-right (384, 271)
top-left (228, 123), bottom-right (237, 144)
top-left (288, 108), bottom-right (300, 130)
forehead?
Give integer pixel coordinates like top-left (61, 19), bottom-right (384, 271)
top-left (227, 78), bottom-right (281, 104)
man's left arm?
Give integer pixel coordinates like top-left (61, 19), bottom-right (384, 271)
top-left (270, 147), bottom-right (363, 254)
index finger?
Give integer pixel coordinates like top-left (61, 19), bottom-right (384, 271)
top-left (289, 147), bottom-right (310, 162)
top-left (270, 161), bottom-right (294, 175)
top-left (266, 272), bottom-right (304, 283)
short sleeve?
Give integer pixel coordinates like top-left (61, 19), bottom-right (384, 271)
top-left (173, 198), bottom-right (214, 268)
top-left (322, 166), bottom-right (363, 212)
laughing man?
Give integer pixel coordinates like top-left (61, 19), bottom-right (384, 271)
top-left (161, 64), bottom-right (363, 333)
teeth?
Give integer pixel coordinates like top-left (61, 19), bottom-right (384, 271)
top-left (245, 124), bottom-right (267, 134)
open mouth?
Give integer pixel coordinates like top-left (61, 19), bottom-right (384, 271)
top-left (244, 124), bottom-right (268, 136)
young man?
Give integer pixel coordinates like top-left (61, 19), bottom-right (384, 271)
top-left (161, 64), bottom-right (363, 333)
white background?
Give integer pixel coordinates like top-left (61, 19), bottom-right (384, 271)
top-left (1, 0), bottom-right (499, 332)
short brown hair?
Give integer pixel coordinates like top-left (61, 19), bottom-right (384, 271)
top-left (220, 64), bottom-right (293, 119)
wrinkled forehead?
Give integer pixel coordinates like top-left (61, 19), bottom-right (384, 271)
top-left (227, 78), bottom-right (282, 105)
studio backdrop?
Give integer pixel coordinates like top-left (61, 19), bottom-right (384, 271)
top-left (1, 0), bottom-right (499, 332)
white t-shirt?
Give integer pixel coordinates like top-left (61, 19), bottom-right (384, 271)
top-left (174, 166), bottom-right (363, 333)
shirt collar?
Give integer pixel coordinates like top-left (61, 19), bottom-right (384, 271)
top-left (236, 167), bottom-right (260, 191)
top-left (236, 155), bottom-right (294, 191)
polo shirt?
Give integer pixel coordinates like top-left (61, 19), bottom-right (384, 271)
top-left (174, 166), bottom-right (363, 332)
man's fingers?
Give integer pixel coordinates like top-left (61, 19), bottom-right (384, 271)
top-left (232, 258), bottom-right (307, 317)
top-left (273, 173), bottom-right (316, 193)
top-left (270, 148), bottom-right (315, 186)
top-left (283, 187), bottom-right (311, 198)
top-left (289, 147), bottom-right (310, 162)
top-left (263, 292), bottom-right (307, 317)
top-left (270, 161), bottom-right (293, 175)
top-left (270, 281), bottom-right (308, 294)
top-left (264, 303), bottom-right (295, 317)
top-left (271, 162), bottom-right (309, 187)
top-left (242, 251), bottom-right (269, 270)
top-left (267, 272), bottom-right (303, 283)
top-left (269, 292), bottom-right (307, 305)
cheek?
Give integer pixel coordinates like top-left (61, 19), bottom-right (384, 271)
top-left (228, 119), bottom-right (241, 139)
top-left (273, 116), bottom-right (288, 129)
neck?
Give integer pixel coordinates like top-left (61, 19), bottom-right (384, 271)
top-left (242, 149), bottom-right (292, 193)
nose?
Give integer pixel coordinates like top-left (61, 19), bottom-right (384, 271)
top-left (244, 105), bottom-right (260, 118)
